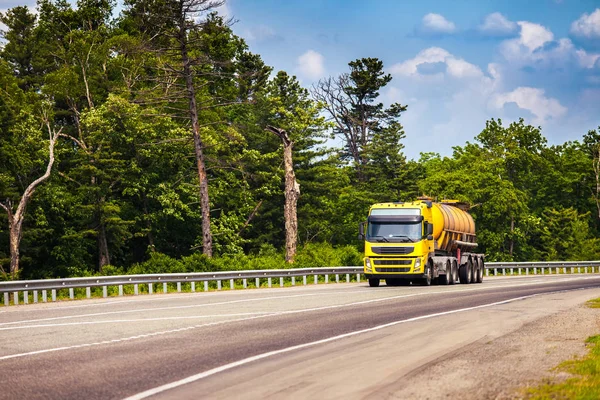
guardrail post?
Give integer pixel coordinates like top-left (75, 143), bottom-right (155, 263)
top-left (518, 268), bottom-right (521, 275)
top-left (3, 292), bottom-right (8, 306)
top-left (178, 282), bottom-right (182, 292)
top-left (486, 269), bottom-right (489, 276)
top-left (243, 279), bottom-right (247, 289)
top-left (119, 285), bottom-right (124, 296)
top-left (280, 277), bottom-right (284, 287)
top-left (52, 289), bottom-right (56, 302)
top-left (578, 267), bottom-right (581, 274)
top-left (268, 278), bottom-right (272, 288)
top-left (502, 268), bottom-right (505, 276)
top-left (585, 267), bottom-right (588, 274)
top-left (571, 267), bottom-right (574, 274)
top-left (42, 290), bottom-right (47, 303)
top-left (255, 278), bottom-right (259, 288)
top-left (230, 279), bottom-right (235, 290)
top-left (204, 281), bottom-right (209, 292)
top-left (34, 290), bottom-right (38, 303)
top-left (494, 268), bottom-right (497, 275)
top-left (314, 274), bottom-right (318, 284)
top-left (534, 268), bottom-right (537, 275)
top-left (291, 277), bottom-right (295, 286)
top-left (510, 268), bottom-right (513, 275)
top-left (86, 287), bottom-right (91, 299)
top-left (526, 268), bottom-right (529, 275)
top-left (13, 292), bottom-right (18, 305)
top-left (325, 274), bottom-right (329, 283)
top-left (357, 273), bottom-right (360, 283)
top-left (102, 286), bottom-right (107, 298)
top-left (303, 276), bottom-right (307, 285)
top-left (69, 288), bottom-right (74, 299)
top-left (563, 267), bottom-right (567, 274)
top-left (134, 284), bottom-right (139, 295)
top-left (336, 274), bottom-right (339, 283)
top-left (346, 273), bottom-right (350, 283)
top-left (149, 283), bottom-right (153, 294)
top-left (217, 280), bottom-right (222, 290)
top-left (191, 282), bottom-right (195, 292)
top-left (23, 291), bottom-right (28, 304)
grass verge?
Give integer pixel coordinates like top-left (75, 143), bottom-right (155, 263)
top-left (525, 298), bottom-right (600, 399)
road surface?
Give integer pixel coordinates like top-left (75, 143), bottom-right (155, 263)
top-left (2, 274), bottom-right (600, 399)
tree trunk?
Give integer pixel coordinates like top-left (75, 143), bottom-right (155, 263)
top-left (98, 221), bottom-right (110, 271)
top-left (509, 215), bottom-right (515, 257)
top-left (1, 121), bottom-right (59, 278)
top-left (593, 147), bottom-right (600, 220)
top-left (267, 126), bottom-right (300, 263)
top-left (179, 21), bottom-right (213, 257)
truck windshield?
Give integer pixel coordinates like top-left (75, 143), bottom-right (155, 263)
top-left (367, 222), bottom-right (422, 243)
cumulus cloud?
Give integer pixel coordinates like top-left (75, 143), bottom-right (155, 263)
top-left (390, 47), bottom-right (485, 80)
top-left (570, 8), bottom-right (600, 39)
top-left (413, 13), bottom-right (457, 37)
top-left (490, 87), bottom-right (567, 124)
top-left (296, 50), bottom-right (325, 80)
top-left (478, 12), bottom-right (517, 36)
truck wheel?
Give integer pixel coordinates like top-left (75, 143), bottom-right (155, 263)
top-left (452, 260), bottom-right (458, 284)
top-left (421, 261), bottom-right (433, 286)
top-left (459, 259), bottom-right (472, 284)
top-left (470, 258), bottom-right (477, 283)
top-left (440, 260), bottom-right (452, 285)
top-left (368, 278), bottom-right (380, 287)
top-left (476, 257), bottom-right (484, 283)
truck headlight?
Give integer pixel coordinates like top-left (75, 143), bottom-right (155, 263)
top-left (365, 258), bottom-right (372, 272)
top-left (413, 258), bottom-right (421, 272)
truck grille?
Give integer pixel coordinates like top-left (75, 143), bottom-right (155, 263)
top-left (373, 259), bottom-right (412, 265)
top-left (371, 247), bottom-right (414, 255)
top-left (376, 267), bottom-right (411, 273)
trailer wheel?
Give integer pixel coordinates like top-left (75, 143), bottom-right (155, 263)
top-left (470, 258), bottom-right (477, 283)
top-left (452, 260), bottom-right (458, 284)
top-left (368, 278), bottom-right (380, 287)
top-left (476, 257), bottom-right (484, 283)
top-left (440, 260), bottom-right (452, 285)
top-left (459, 259), bottom-right (472, 284)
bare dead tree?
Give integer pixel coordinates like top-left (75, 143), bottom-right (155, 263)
top-left (0, 117), bottom-right (61, 278)
top-left (266, 126), bottom-right (300, 263)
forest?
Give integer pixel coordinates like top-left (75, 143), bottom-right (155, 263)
top-left (1, 0), bottom-right (600, 280)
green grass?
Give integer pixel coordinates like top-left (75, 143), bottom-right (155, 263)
top-left (525, 298), bottom-right (600, 399)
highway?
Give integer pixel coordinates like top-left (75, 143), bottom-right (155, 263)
top-left (2, 274), bottom-right (600, 400)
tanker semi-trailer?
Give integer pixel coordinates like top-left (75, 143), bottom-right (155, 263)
top-left (358, 197), bottom-right (485, 287)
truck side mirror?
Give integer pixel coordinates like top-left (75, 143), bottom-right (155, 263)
top-left (358, 221), bottom-right (366, 240)
top-left (427, 223), bottom-right (433, 236)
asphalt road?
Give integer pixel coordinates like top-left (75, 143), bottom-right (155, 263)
top-left (2, 274), bottom-right (600, 400)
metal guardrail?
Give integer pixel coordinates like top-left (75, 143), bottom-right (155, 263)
top-left (2, 261), bottom-right (600, 306)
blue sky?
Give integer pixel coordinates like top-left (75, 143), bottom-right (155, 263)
top-left (221, 0), bottom-right (600, 158)
top-left (2, 0), bottom-right (599, 159)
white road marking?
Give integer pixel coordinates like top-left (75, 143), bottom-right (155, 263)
top-left (0, 312), bottom-right (278, 331)
top-left (0, 276), bottom-right (587, 328)
top-left (0, 279), bottom-right (592, 360)
top-left (122, 292), bottom-right (549, 400)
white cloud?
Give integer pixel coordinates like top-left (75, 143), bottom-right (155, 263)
top-left (491, 87), bottom-right (567, 124)
top-left (517, 21), bottom-right (554, 51)
top-left (421, 13), bottom-right (456, 34)
top-left (570, 8), bottom-right (600, 39)
top-left (478, 12), bottom-right (517, 35)
top-left (390, 47), bottom-right (485, 80)
top-left (296, 50), bottom-right (325, 80)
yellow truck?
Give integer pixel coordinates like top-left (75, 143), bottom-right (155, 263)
top-left (358, 197), bottom-right (485, 287)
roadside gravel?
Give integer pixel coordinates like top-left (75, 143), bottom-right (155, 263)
top-left (392, 300), bottom-right (600, 399)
